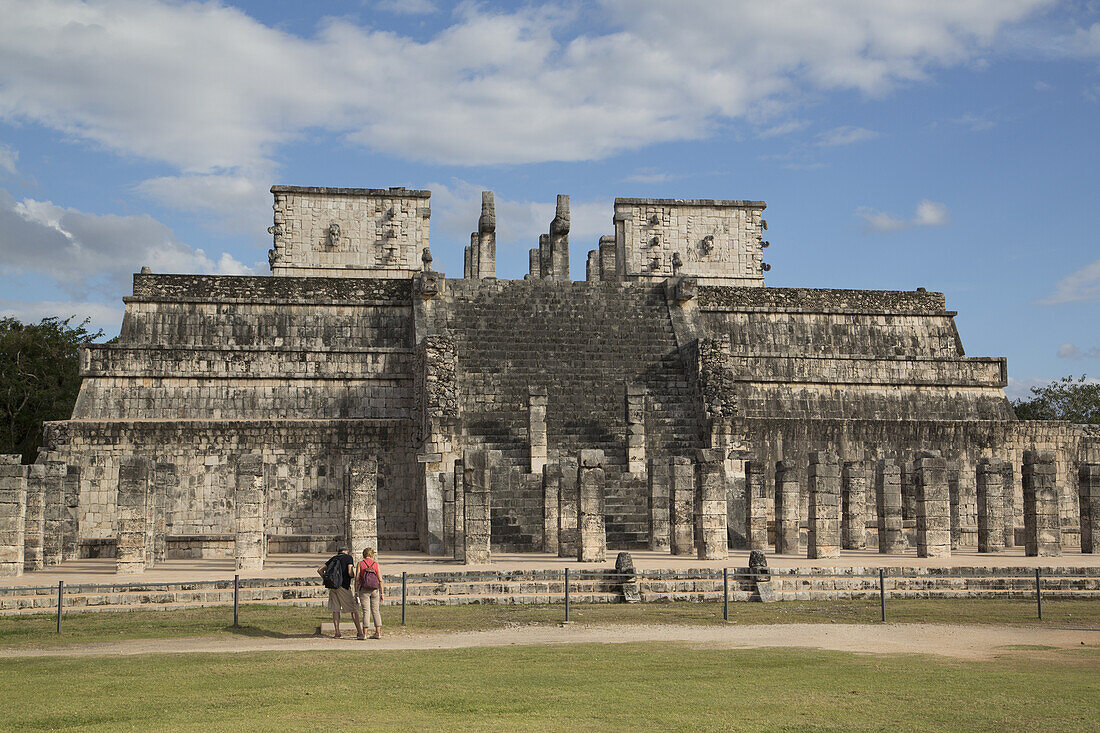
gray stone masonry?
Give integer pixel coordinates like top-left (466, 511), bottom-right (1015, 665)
top-left (463, 450), bottom-right (495, 564)
top-left (234, 454), bottom-right (266, 571)
top-left (476, 191), bottom-right (496, 279)
top-left (946, 460), bottom-right (961, 549)
top-left (1080, 463), bottom-right (1100, 553)
top-left (647, 457), bottom-right (670, 551)
top-left (453, 459), bottom-right (465, 562)
top-left (42, 461), bottom-right (66, 567)
top-left (599, 235), bottom-right (616, 281)
top-left (807, 451), bottom-right (841, 559)
top-left (915, 452), bottom-right (951, 558)
top-left (1001, 462), bottom-right (1016, 548)
top-left (527, 248), bottom-right (539, 280)
top-left (670, 456), bottom-right (695, 555)
top-left (346, 458), bottom-right (379, 557)
top-left (977, 458), bottom-right (1007, 553)
top-left (744, 460), bottom-right (768, 552)
top-left (538, 234), bottom-right (551, 279)
top-left (586, 250), bottom-right (598, 282)
top-left (23, 464), bottom-right (45, 572)
top-left (549, 195), bottom-right (570, 281)
top-left (774, 460), bottom-right (800, 555)
top-left (842, 461), bottom-right (868, 550)
top-left (0, 456), bottom-right (26, 577)
top-left (63, 465), bottom-right (80, 562)
top-left (1023, 450), bottom-right (1062, 557)
top-left (557, 457), bottom-right (579, 558)
top-left (626, 385), bottom-right (646, 474)
top-left (152, 463), bottom-right (173, 564)
top-left (577, 450), bottom-right (607, 562)
top-left (542, 462), bottom-right (559, 555)
top-left (695, 449), bottom-right (728, 560)
top-left (528, 387), bottom-right (547, 474)
top-left (442, 470), bottom-right (454, 555)
top-left (116, 456), bottom-right (151, 575)
top-left (875, 459), bottom-right (905, 554)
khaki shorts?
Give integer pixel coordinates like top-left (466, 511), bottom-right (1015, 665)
top-left (327, 586), bottom-right (357, 613)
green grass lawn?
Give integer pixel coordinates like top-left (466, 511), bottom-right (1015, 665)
top-left (1, 597), bottom-right (1097, 650)
top-left (0, 642), bottom-right (1096, 731)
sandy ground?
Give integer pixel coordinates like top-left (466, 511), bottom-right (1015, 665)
top-left (5, 623), bottom-right (1097, 660)
top-left (4, 547), bottom-right (1097, 589)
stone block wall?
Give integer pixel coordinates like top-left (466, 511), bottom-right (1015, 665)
top-left (1081, 463), bottom-right (1099, 553)
top-left (807, 451), bottom-right (840, 558)
top-left (0, 456), bottom-right (26, 576)
top-left (1023, 450), bottom-right (1062, 557)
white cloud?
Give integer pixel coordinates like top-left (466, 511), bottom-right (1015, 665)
top-left (758, 119), bottom-right (809, 138)
top-left (949, 112), bottom-right (997, 131)
top-left (0, 143), bottom-right (16, 175)
top-left (374, 0), bottom-right (437, 14)
top-left (622, 168), bottom-right (679, 184)
top-left (0, 189), bottom-right (252, 300)
top-left (0, 298), bottom-right (123, 337)
top-left (816, 126), bottom-right (879, 147)
top-left (0, 0), bottom-right (1052, 176)
top-left (1055, 343), bottom-right (1099, 359)
top-left (1038, 258), bottom-right (1100, 304)
top-left (857, 199), bottom-right (951, 233)
top-left (135, 170), bottom-right (271, 234)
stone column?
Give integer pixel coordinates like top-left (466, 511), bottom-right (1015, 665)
top-left (1001, 461), bottom-right (1016, 548)
top-left (947, 460), bottom-right (961, 550)
top-left (442, 470), bottom-right (455, 556)
top-left (1022, 450), bottom-right (1062, 557)
top-left (599, 236), bottom-right (617, 281)
top-left (464, 237), bottom-right (474, 279)
top-left (346, 458), bottom-right (378, 556)
top-left (116, 456), bottom-right (151, 575)
top-left (150, 463), bottom-right (172, 564)
top-left (647, 457), bottom-right (670, 552)
top-left (43, 461), bottom-right (66, 567)
top-left (453, 459), bottom-right (466, 562)
top-left (694, 449), bottom-right (728, 560)
top-left (62, 465), bottom-right (81, 562)
top-left (476, 191), bottom-right (496, 279)
top-left (577, 450), bottom-right (606, 562)
top-left (549, 194), bottom-right (570, 281)
top-left (463, 450), bottom-right (495, 565)
top-left (774, 460), bottom-right (800, 555)
top-left (744, 460), bottom-right (768, 552)
top-left (234, 454), bottom-right (266, 571)
top-left (586, 250), bottom-right (599, 282)
top-left (528, 248), bottom-right (540, 279)
top-left (1079, 463), bottom-right (1100, 554)
top-left (538, 234), bottom-right (552, 279)
top-left (670, 456), bottom-right (696, 555)
top-left (875, 459), bottom-right (905, 554)
top-left (841, 460), bottom-right (868, 550)
top-left (23, 464), bottom-right (45, 572)
top-left (625, 385), bottom-right (646, 474)
top-left (528, 387), bottom-right (548, 475)
top-left (557, 457), bottom-right (579, 558)
top-left (807, 451), bottom-right (840, 559)
top-left (914, 452), bottom-right (951, 558)
top-left (0, 456), bottom-right (26, 577)
top-left (976, 458), bottom-right (1006, 553)
top-left (542, 462), bottom-right (559, 555)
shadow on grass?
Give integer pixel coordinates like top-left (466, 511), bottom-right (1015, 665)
top-left (222, 624), bottom-right (318, 640)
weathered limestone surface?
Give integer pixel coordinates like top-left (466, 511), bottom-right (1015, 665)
top-left (695, 449), bottom-right (728, 560)
top-left (647, 457), bottom-right (670, 551)
top-left (116, 456), bottom-right (151, 575)
top-left (234, 454), bottom-right (266, 571)
top-left (807, 451), bottom-right (840, 559)
top-left (744, 460), bottom-right (768, 552)
top-left (346, 458), bottom-right (379, 556)
top-left (556, 457), bottom-right (579, 558)
top-left (1001, 462), bottom-right (1016, 548)
top-left (42, 460), bottom-right (66, 567)
top-left (1023, 450), bottom-right (1062, 557)
top-left (0, 456), bottom-right (26, 577)
top-left (977, 458), bottom-right (1007, 553)
top-left (1081, 463), bottom-right (1100, 554)
top-left (577, 450), bottom-right (607, 562)
top-left (625, 385), bottom-right (646, 474)
top-left (841, 461), bottom-right (868, 550)
top-left (549, 195), bottom-right (570, 281)
top-left (452, 459), bottom-right (465, 562)
top-left (463, 450), bottom-right (495, 564)
top-left (528, 387), bottom-right (547, 475)
top-left (542, 462), bottom-right (559, 555)
top-left (915, 453), bottom-right (951, 558)
top-left (669, 456), bottom-right (695, 556)
top-left (23, 464), bottom-right (45, 572)
top-left (774, 460), bottom-right (800, 555)
top-left (875, 459), bottom-right (905, 554)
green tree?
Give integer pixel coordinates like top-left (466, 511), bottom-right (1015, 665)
top-left (0, 316), bottom-right (104, 462)
top-left (1012, 374), bottom-right (1100, 424)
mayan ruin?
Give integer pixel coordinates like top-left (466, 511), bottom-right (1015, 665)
top-left (1, 184), bottom-right (1095, 577)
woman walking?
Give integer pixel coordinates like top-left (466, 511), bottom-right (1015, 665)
top-left (356, 547), bottom-right (384, 639)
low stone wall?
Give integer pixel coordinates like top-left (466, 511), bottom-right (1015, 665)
top-left (1, 566), bottom-right (1097, 615)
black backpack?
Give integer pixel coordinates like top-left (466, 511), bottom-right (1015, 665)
top-left (322, 555), bottom-right (344, 589)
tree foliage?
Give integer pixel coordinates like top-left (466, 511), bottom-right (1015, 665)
top-left (0, 317), bottom-right (103, 462)
top-left (1012, 374), bottom-right (1100, 424)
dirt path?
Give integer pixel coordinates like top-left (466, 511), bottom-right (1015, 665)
top-left (5, 623), bottom-right (1097, 660)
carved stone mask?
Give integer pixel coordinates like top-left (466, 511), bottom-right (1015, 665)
top-left (327, 222), bottom-right (341, 248)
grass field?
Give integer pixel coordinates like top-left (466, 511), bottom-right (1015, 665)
top-left (1, 597), bottom-right (1097, 649)
top-left (0, 642), bottom-right (1096, 731)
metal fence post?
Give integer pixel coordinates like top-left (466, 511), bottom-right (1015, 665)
top-left (723, 568), bottom-right (729, 622)
top-left (233, 574), bottom-right (240, 628)
top-left (879, 568), bottom-right (886, 623)
top-left (401, 571), bottom-right (407, 626)
top-left (564, 567), bottom-right (570, 623)
top-left (1034, 563), bottom-right (1042, 616)
top-left (56, 580), bottom-right (63, 633)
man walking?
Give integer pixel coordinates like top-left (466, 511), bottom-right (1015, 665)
top-left (318, 547), bottom-right (364, 639)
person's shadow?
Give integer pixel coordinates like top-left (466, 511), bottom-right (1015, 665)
top-left (222, 624), bottom-right (318, 639)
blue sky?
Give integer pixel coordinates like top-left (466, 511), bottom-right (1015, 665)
top-left (0, 0), bottom-right (1098, 398)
